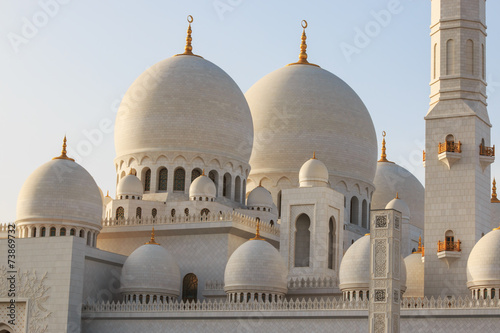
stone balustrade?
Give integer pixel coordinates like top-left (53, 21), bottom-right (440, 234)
top-left (101, 211), bottom-right (279, 236)
top-left (287, 276), bottom-right (337, 289)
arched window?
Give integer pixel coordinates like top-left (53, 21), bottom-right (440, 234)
top-left (158, 168), bottom-right (168, 191)
top-left (41, 227), bottom-right (46, 237)
top-left (270, 220), bottom-right (274, 227)
top-left (234, 176), bottom-right (241, 203)
top-left (87, 231), bottom-right (91, 246)
top-left (143, 168), bottom-right (151, 192)
top-left (152, 208), bottom-right (157, 218)
top-left (223, 173), bottom-right (232, 198)
top-left (277, 190), bottom-right (282, 218)
top-left (242, 179), bottom-right (246, 201)
top-left (328, 217), bottom-right (336, 270)
top-left (182, 273), bottom-right (198, 302)
top-left (350, 197), bottom-right (359, 225)
top-left (433, 43), bottom-right (438, 79)
top-left (70, 228), bottom-right (76, 236)
top-left (174, 168), bottom-right (185, 191)
top-left (171, 209), bottom-right (176, 217)
top-left (466, 39), bottom-right (474, 75)
top-left (209, 170), bottom-right (219, 196)
top-left (191, 168), bottom-right (202, 182)
top-left (32, 228), bottom-right (37, 237)
top-left (482, 44), bottom-right (485, 79)
top-left (136, 207), bottom-right (142, 219)
top-left (116, 206), bottom-right (125, 219)
top-left (79, 230), bottom-right (84, 238)
top-left (50, 227), bottom-right (56, 237)
top-left (60, 228), bottom-right (66, 236)
top-left (446, 39), bottom-right (455, 75)
top-left (294, 214), bottom-right (311, 267)
top-left (184, 208), bottom-right (189, 216)
top-left (201, 208), bottom-right (210, 216)
top-left (362, 200), bottom-right (368, 229)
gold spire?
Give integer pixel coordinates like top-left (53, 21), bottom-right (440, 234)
top-left (145, 227), bottom-right (160, 245)
top-left (396, 192), bottom-right (399, 199)
top-left (106, 190), bottom-right (111, 198)
top-left (413, 236), bottom-right (424, 254)
top-left (52, 135), bottom-right (75, 161)
top-left (202, 169), bottom-right (205, 176)
top-left (378, 131), bottom-right (393, 163)
top-left (312, 151), bottom-right (316, 159)
top-left (287, 20), bottom-right (319, 67)
top-left (175, 15), bottom-right (202, 57)
top-left (250, 220), bottom-right (265, 240)
top-left (492, 178), bottom-right (500, 203)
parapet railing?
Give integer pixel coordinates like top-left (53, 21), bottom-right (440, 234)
top-left (287, 276), bottom-right (337, 290)
top-left (438, 141), bottom-right (461, 154)
top-left (101, 211), bottom-right (279, 236)
top-left (82, 296), bottom-right (499, 314)
top-left (479, 144), bottom-right (495, 157)
top-left (437, 240), bottom-right (461, 252)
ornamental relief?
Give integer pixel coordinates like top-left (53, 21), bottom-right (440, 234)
top-left (0, 267), bottom-right (51, 333)
top-left (374, 313), bottom-right (386, 333)
top-left (374, 240), bottom-right (387, 278)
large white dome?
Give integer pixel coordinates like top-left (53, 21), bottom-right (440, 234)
top-left (189, 174), bottom-right (216, 199)
top-left (372, 161), bottom-right (425, 230)
top-left (246, 64), bottom-right (377, 186)
top-left (121, 242), bottom-right (181, 297)
top-left (16, 158), bottom-right (102, 228)
top-left (466, 228), bottom-right (500, 290)
top-left (339, 235), bottom-right (406, 292)
top-left (299, 156), bottom-right (329, 187)
top-left (224, 239), bottom-right (288, 295)
top-left (114, 55), bottom-right (253, 164)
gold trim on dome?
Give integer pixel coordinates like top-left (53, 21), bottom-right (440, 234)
top-left (493, 226), bottom-right (500, 231)
top-left (492, 178), bottom-right (500, 203)
top-left (378, 131), bottom-right (394, 163)
top-left (145, 227), bottom-right (160, 245)
top-left (52, 135), bottom-right (75, 162)
top-left (365, 233), bottom-right (370, 236)
top-left (287, 20), bottom-right (319, 67)
top-left (250, 220), bottom-right (265, 240)
top-left (175, 15), bottom-right (203, 58)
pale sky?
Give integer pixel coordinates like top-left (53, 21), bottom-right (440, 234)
top-left (1, 0), bottom-right (499, 222)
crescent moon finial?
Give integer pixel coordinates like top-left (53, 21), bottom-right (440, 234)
top-left (301, 20), bottom-right (308, 29)
top-left (187, 15), bottom-right (193, 23)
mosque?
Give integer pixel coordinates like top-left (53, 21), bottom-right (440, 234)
top-left (1, 1), bottom-right (499, 332)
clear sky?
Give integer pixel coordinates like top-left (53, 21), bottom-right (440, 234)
top-left (1, 0), bottom-right (499, 222)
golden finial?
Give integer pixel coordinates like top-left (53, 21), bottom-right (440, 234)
top-left (202, 169), bottom-right (205, 176)
top-left (396, 192), bottom-right (399, 199)
top-left (365, 233), bottom-right (370, 236)
top-left (106, 190), bottom-right (111, 198)
top-left (378, 131), bottom-right (393, 163)
top-left (52, 135), bottom-right (75, 161)
top-left (250, 220), bottom-right (265, 240)
top-left (175, 15), bottom-right (202, 57)
top-left (287, 20), bottom-right (319, 67)
top-left (312, 151), bottom-right (316, 159)
top-left (145, 227), bottom-right (160, 245)
top-left (492, 178), bottom-right (500, 203)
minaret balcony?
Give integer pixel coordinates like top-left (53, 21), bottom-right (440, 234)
top-left (438, 141), bottom-right (461, 169)
top-left (437, 240), bottom-right (461, 267)
top-left (479, 144), bottom-right (495, 171)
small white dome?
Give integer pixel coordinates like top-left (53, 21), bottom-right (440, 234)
top-left (339, 235), bottom-right (406, 292)
top-left (247, 186), bottom-right (274, 210)
top-left (467, 228), bottom-right (500, 290)
top-left (224, 239), bottom-right (287, 295)
top-left (16, 158), bottom-right (102, 229)
top-left (404, 253), bottom-right (424, 298)
top-left (372, 162), bottom-right (424, 230)
top-left (121, 242), bottom-right (181, 297)
top-left (189, 174), bottom-right (216, 199)
top-left (299, 156), bottom-right (329, 187)
top-left (117, 174), bottom-right (143, 197)
top-left (385, 196), bottom-right (410, 219)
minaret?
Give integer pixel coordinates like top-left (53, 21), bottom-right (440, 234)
top-left (424, 0), bottom-right (494, 297)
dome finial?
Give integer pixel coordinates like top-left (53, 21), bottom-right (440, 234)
top-left (202, 169), bottom-right (205, 176)
top-left (52, 135), bottom-right (75, 162)
top-left (312, 151), bottom-right (316, 159)
top-left (396, 192), bottom-right (399, 199)
top-left (182, 15), bottom-right (194, 55)
top-left (146, 227), bottom-right (160, 245)
top-left (106, 190), bottom-right (110, 198)
top-left (413, 236), bottom-right (424, 254)
top-left (492, 178), bottom-right (500, 203)
top-left (378, 131), bottom-right (392, 163)
top-left (250, 219), bottom-right (265, 240)
top-left (287, 20), bottom-right (319, 67)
